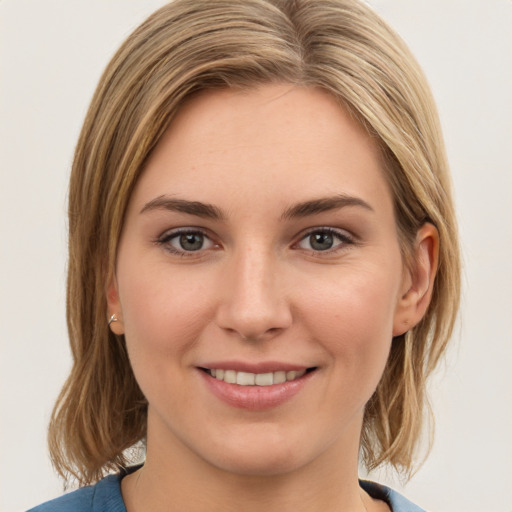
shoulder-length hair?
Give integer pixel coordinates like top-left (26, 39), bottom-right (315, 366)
top-left (49, 0), bottom-right (460, 485)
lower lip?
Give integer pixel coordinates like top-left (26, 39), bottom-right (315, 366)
top-left (198, 369), bottom-right (315, 410)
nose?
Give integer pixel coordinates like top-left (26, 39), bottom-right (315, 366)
top-left (215, 246), bottom-right (292, 342)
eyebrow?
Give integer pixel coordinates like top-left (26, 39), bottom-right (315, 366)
top-left (140, 193), bottom-right (373, 221)
top-left (280, 194), bottom-right (374, 220)
top-left (140, 196), bottom-right (226, 220)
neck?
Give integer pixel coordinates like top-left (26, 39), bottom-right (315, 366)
top-left (122, 412), bottom-right (371, 512)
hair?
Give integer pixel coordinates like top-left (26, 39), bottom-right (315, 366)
top-left (49, 0), bottom-right (460, 486)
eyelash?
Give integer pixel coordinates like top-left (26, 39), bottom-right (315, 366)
top-left (295, 227), bottom-right (355, 254)
top-left (154, 228), bottom-right (215, 256)
top-left (154, 227), bottom-right (355, 257)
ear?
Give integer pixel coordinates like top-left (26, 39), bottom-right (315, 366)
top-left (393, 223), bottom-right (439, 337)
top-left (106, 272), bottom-right (125, 335)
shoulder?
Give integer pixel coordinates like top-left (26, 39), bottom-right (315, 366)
top-left (26, 485), bottom-right (95, 512)
top-left (361, 480), bottom-right (427, 512)
top-left (26, 474), bottom-right (126, 512)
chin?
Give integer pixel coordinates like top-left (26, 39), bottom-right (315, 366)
top-left (199, 425), bottom-right (327, 478)
top-left (213, 449), bottom-right (308, 477)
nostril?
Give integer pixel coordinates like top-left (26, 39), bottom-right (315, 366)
top-left (239, 326), bottom-right (283, 342)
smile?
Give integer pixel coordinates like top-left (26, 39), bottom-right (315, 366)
top-left (199, 366), bottom-right (317, 410)
top-left (205, 368), bottom-right (308, 386)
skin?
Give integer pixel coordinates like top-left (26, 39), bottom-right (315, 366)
top-left (108, 84), bottom-right (438, 512)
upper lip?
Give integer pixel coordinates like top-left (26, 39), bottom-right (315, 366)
top-left (197, 361), bottom-right (313, 373)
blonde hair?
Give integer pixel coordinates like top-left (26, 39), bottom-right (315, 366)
top-left (49, 0), bottom-right (460, 485)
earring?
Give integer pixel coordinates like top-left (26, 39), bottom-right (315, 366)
top-left (108, 313), bottom-right (118, 326)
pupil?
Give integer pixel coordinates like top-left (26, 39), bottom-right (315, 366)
top-left (310, 232), bottom-right (333, 251)
top-left (180, 233), bottom-right (203, 251)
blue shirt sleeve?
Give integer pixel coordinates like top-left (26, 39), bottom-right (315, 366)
top-left (26, 474), bottom-right (126, 512)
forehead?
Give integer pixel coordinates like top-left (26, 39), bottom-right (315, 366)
top-left (130, 84), bottom-right (393, 218)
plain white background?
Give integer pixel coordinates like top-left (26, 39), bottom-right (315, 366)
top-left (0, 1), bottom-right (511, 511)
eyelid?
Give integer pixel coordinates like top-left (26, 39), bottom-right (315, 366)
top-left (154, 227), bottom-right (218, 255)
top-left (294, 226), bottom-right (355, 253)
top-left (153, 226), bottom-right (355, 256)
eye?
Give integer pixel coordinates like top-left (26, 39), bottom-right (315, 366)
top-left (296, 228), bottom-right (353, 252)
top-left (156, 229), bottom-right (216, 254)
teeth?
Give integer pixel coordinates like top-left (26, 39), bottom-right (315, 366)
top-left (255, 372), bottom-right (273, 386)
top-left (209, 368), bottom-right (307, 386)
top-left (224, 370), bottom-right (236, 384)
top-left (273, 371), bottom-right (286, 384)
top-left (236, 371), bottom-right (255, 385)
top-left (286, 370), bottom-right (297, 380)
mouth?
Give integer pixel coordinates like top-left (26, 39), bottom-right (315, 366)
top-left (199, 367), bottom-right (317, 387)
top-left (197, 362), bottom-right (318, 410)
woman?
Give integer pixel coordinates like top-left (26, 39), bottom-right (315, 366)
top-left (29, 0), bottom-right (460, 511)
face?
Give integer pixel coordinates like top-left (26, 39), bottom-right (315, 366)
top-left (108, 84), bottom-right (424, 478)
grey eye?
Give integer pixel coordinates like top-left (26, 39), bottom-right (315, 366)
top-left (297, 229), bottom-right (351, 252)
top-left (177, 233), bottom-right (205, 251)
top-left (161, 230), bottom-right (215, 253)
top-left (308, 232), bottom-right (334, 251)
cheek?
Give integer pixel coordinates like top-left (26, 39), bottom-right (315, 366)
top-left (300, 263), bottom-right (400, 382)
top-left (115, 261), bottom-right (221, 418)
top-left (116, 257), bottom-right (215, 373)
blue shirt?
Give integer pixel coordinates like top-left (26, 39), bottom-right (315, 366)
top-left (27, 469), bottom-right (426, 512)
